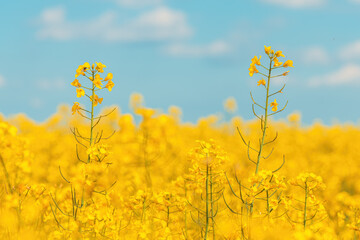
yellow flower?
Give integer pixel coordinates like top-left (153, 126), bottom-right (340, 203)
top-left (75, 62), bottom-right (90, 77)
top-left (71, 102), bottom-right (81, 115)
top-left (249, 63), bottom-right (259, 77)
top-left (275, 50), bottom-right (285, 58)
top-left (76, 88), bottom-right (85, 98)
top-left (93, 74), bottom-right (103, 89)
top-left (273, 57), bottom-right (283, 67)
top-left (95, 62), bottom-right (106, 73)
top-left (86, 144), bottom-right (109, 161)
top-left (264, 45), bottom-right (273, 55)
top-left (105, 80), bottom-right (115, 92)
top-left (270, 99), bottom-right (278, 111)
top-left (251, 55), bottom-right (261, 65)
top-left (283, 60), bottom-right (294, 68)
top-left (90, 94), bottom-right (103, 106)
top-left (257, 79), bottom-right (266, 86)
top-left (282, 71), bottom-right (290, 76)
top-left (104, 73), bottom-right (113, 81)
top-left (71, 79), bottom-right (81, 88)
top-left (83, 62), bottom-right (91, 69)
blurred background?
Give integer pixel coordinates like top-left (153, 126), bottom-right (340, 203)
top-left (1, 0), bottom-right (360, 125)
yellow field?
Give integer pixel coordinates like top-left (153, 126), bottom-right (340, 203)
top-left (0, 48), bottom-right (359, 239)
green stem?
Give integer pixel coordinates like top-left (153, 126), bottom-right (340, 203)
top-left (255, 59), bottom-right (272, 175)
top-left (266, 190), bottom-right (270, 217)
top-left (210, 167), bottom-right (215, 240)
top-left (303, 181), bottom-right (308, 230)
top-left (88, 71), bottom-right (95, 163)
top-left (204, 163), bottom-right (209, 240)
top-left (167, 206), bottom-right (170, 227)
top-left (248, 59), bottom-right (273, 232)
top-left (184, 181), bottom-right (189, 239)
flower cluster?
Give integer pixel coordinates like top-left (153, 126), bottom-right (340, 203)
top-left (249, 45), bottom-right (293, 112)
top-left (86, 144), bottom-right (109, 162)
top-left (71, 62), bottom-right (114, 115)
top-left (289, 172), bottom-right (326, 192)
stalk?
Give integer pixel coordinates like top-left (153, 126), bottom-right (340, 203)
top-left (184, 181), bottom-right (189, 239)
top-left (167, 206), bottom-right (170, 227)
top-left (266, 190), bottom-right (270, 218)
top-left (204, 163), bottom-right (209, 240)
top-left (255, 59), bottom-right (272, 174)
top-left (88, 70), bottom-right (95, 163)
top-left (303, 181), bottom-right (308, 229)
top-left (210, 167), bottom-right (215, 240)
top-left (248, 59), bottom-right (273, 237)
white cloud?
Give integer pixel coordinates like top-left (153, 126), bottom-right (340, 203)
top-left (339, 40), bottom-right (360, 60)
top-left (0, 75), bottom-right (6, 88)
top-left (165, 41), bottom-right (231, 57)
top-left (308, 64), bottom-right (360, 87)
top-left (36, 6), bottom-right (192, 42)
top-left (261, 0), bottom-right (326, 8)
top-left (301, 46), bottom-right (329, 65)
top-left (115, 0), bottom-right (162, 7)
top-left (36, 78), bottom-right (66, 90)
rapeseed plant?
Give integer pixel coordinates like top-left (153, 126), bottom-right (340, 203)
top-left (288, 173), bottom-right (327, 229)
top-left (49, 62), bottom-right (117, 239)
top-left (224, 46), bottom-right (293, 239)
top-left (186, 139), bottom-right (226, 239)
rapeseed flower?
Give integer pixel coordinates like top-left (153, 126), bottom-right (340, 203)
top-left (93, 74), bottom-right (103, 89)
top-left (251, 55), bottom-right (261, 65)
top-left (273, 57), bottom-right (283, 67)
top-left (283, 60), bottom-right (294, 68)
top-left (95, 62), bottom-right (106, 73)
top-left (264, 45), bottom-right (273, 55)
top-left (71, 102), bottom-right (81, 115)
top-left (104, 73), bottom-right (113, 81)
top-left (76, 88), bottom-right (85, 98)
top-left (75, 62), bottom-right (90, 77)
top-left (275, 50), bottom-right (285, 58)
top-left (257, 79), bottom-right (266, 86)
top-left (71, 79), bottom-right (81, 88)
top-left (249, 62), bottom-right (259, 76)
top-left (90, 94), bottom-right (103, 106)
top-left (270, 99), bottom-right (278, 111)
top-left (105, 80), bottom-right (115, 92)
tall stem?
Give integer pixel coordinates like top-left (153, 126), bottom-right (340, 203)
top-left (88, 71), bottom-right (95, 163)
top-left (303, 181), bottom-right (308, 229)
top-left (204, 162), bottom-right (209, 240)
top-left (248, 59), bottom-right (273, 239)
top-left (210, 167), bottom-right (215, 240)
top-left (184, 181), bottom-right (189, 238)
top-left (166, 206), bottom-right (170, 227)
top-left (255, 60), bottom-right (272, 174)
top-left (266, 190), bottom-right (270, 218)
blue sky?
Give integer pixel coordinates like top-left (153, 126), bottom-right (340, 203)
top-left (2, 0), bottom-right (360, 125)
